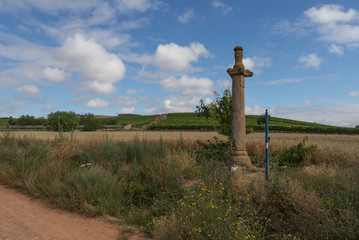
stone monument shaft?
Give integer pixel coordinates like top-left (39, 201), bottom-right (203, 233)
top-left (227, 46), bottom-right (253, 167)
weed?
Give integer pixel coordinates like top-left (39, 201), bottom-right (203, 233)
top-left (195, 137), bottom-right (231, 164)
top-left (272, 136), bottom-right (318, 169)
top-left (154, 181), bottom-right (260, 240)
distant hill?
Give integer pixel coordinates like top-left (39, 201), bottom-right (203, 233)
top-left (1, 112), bottom-right (358, 134)
top-left (148, 113), bottom-right (359, 134)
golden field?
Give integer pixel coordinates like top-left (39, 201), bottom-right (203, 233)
top-left (8, 131), bottom-right (359, 163)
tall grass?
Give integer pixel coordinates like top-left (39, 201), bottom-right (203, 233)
top-left (0, 131), bottom-right (358, 239)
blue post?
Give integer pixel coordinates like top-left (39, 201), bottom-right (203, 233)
top-left (265, 109), bottom-right (270, 181)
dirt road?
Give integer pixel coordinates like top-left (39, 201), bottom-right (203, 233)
top-left (0, 184), bottom-right (144, 240)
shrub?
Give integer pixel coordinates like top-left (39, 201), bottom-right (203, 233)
top-left (46, 111), bottom-right (79, 132)
top-left (62, 167), bottom-right (122, 216)
top-left (275, 136), bottom-right (318, 168)
top-left (195, 137), bottom-right (231, 164)
top-left (80, 113), bottom-right (103, 131)
top-left (196, 89), bottom-right (232, 137)
top-left (154, 181), bottom-right (261, 240)
top-left (16, 115), bottom-right (47, 125)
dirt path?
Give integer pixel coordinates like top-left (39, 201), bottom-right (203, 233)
top-left (0, 184), bottom-right (145, 240)
top-left (138, 114), bottom-right (168, 130)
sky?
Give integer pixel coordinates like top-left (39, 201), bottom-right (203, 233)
top-left (0, 0), bottom-right (359, 127)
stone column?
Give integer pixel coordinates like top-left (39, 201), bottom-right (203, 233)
top-left (227, 46), bottom-right (253, 168)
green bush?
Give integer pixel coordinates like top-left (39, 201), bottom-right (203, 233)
top-left (196, 89), bottom-right (232, 137)
top-left (63, 167), bottom-right (122, 216)
top-left (80, 113), bottom-right (103, 131)
top-left (16, 115), bottom-right (47, 126)
top-left (155, 181), bottom-right (263, 240)
top-left (46, 111), bottom-right (79, 132)
top-left (195, 137), bottom-right (230, 164)
top-left (275, 136), bottom-right (317, 168)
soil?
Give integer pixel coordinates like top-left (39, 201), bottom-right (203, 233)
top-left (0, 184), bottom-right (146, 240)
top-left (133, 114), bottom-right (168, 130)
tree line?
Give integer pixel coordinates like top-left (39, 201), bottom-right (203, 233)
top-left (5, 112), bottom-right (103, 131)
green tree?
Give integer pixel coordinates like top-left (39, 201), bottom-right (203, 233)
top-left (80, 113), bottom-right (103, 131)
top-left (46, 111), bottom-right (79, 132)
top-left (15, 115), bottom-right (47, 126)
top-left (8, 116), bottom-right (15, 125)
top-left (16, 115), bottom-right (36, 125)
top-left (196, 89), bottom-right (232, 137)
top-left (355, 125), bottom-right (359, 129)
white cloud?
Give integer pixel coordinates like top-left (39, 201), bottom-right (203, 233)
top-left (87, 2), bottom-right (117, 25)
top-left (85, 98), bottom-right (110, 109)
top-left (0, 32), bottom-right (56, 64)
top-left (68, 96), bottom-right (89, 103)
top-left (126, 89), bottom-right (140, 95)
top-left (142, 107), bottom-right (157, 114)
top-left (160, 95), bottom-right (201, 113)
top-left (265, 103), bottom-right (359, 127)
top-left (0, 0), bottom-right (98, 14)
top-left (15, 85), bottom-right (40, 96)
top-left (117, 95), bottom-right (137, 106)
top-left (347, 91), bottom-right (359, 97)
top-left (118, 107), bottom-right (136, 114)
top-left (204, 97), bottom-right (212, 105)
top-left (116, 0), bottom-right (153, 12)
top-left (261, 78), bottom-right (305, 85)
top-left (0, 101), bottom-right (24, 115)
top-left (154, 42), bottom-right (210, 70)
top-left (58, 34), bottom-right (125, 95)
top-left (298, 53), bottom-right (322, 68)
top-left (160, 75), bottom-right (214, 96)
top-left (272, 19), bottom-right (309, 36)
top-left (42, 67), bottom-right (70, 82)
top-left (216, 79), bottom-right (231, 89)
top-left (41, 106), bottom-right (55, 112)
top-left (304, 5), bottom-right (359, 46)
top-left (302, 99), bottom-right (315, 105)
top-left (178, 8), bottom-right (195, 24)
top-left (274, 5), bottom-right (359, 52)
top-left (211, 0), bottom-right (232, 14)
top-left (245, 103), bottom-right (359, 127)
top-left (245, 105), bottom-right (266, 115)
top-left (243, 57), bottom-right (271, 71)
top-left (328, 44), bottom-right (344, 55)
top-left (305, 5), bottom-right (358, 24)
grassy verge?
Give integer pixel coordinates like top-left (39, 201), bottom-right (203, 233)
top-left (0, 131), bottom-right (358, 239)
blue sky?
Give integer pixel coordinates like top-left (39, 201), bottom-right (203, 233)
top-left (0, 0), bottom-right (359, 127)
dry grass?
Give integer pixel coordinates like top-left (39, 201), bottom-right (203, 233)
top-left (8, 131), bottom-right (359, 165)
top-left (9, 131), bottom-right (226, 143)
top-left (247, 133), bottom-right (359, 164)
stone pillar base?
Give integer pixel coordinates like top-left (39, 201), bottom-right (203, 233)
top-left (231, 150), bottom-right (251, 167)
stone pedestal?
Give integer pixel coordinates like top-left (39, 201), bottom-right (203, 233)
top-left (227, 46), bottom-right (253, 168)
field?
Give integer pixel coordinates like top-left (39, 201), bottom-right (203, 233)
top-left (7, 130), bottom-right (359, 157)
top-left (149, 113), bottom-right (219, 130)
top-left (111, 115), bottom-right (158, 127)
top-left (1, 130), bottom-right (359, 239)
top-left (2, 112), bottom-right (358, 134)
top-left (0, 119), bottom-right (8, 125)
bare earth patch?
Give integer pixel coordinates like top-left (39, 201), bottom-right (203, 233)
top-left (0, 184), bottom-right (145, 240)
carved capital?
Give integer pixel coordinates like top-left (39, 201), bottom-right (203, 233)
top-left (227, 67), bottom-right (244, 76)
top-left (244, 69), bottom-right (253, 77)
top-left (228, 46), bottom-right (253, 77)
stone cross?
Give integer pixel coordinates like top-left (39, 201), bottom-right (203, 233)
top-left (227, 46), bottom-right (253, 168)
